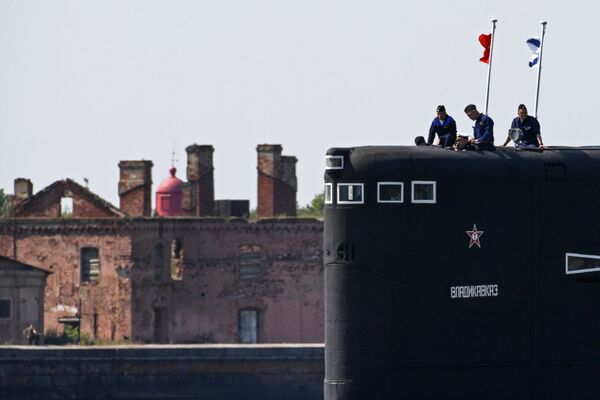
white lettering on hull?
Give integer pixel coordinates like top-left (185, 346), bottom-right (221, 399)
top-left (450, 284), bottom-right (498, 299)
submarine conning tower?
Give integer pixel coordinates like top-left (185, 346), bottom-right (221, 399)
top-left (324, 145), bottom-right (600, 399)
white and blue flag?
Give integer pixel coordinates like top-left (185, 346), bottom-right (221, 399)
top-left (526, 37), bottom-right (541, 68)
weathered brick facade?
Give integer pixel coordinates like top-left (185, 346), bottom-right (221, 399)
top-left (1, 143), bottom-right (322, 343)
top-left (0, 218), bottom-right (322, 343)
top-left (129, 218), bottom-right (323, 343)
top-left (0, 221), bottom-right (133, 339)
top-left (13, 179), bottom-right (124, 219)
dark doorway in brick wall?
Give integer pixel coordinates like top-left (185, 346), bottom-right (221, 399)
top-left (154, 308), bottom-right (169, 343)
top-left (239, 309), bottom-right (258, 344)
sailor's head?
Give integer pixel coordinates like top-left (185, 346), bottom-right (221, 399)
top-left (436, 105), bottom-right (447, 120)
top-left (517, 104), bottom-right (528, 121)
top-left (464, 104), bottom-right (480, 121)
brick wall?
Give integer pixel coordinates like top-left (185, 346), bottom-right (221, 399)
top-left (130, 218), bottom-right (323, 344)
top-left (0, 220), bottom-right (134, 340)
top-left (0, 218), bottom-right (323, 344)
top-left (14, 180), bottom-right (120, 219)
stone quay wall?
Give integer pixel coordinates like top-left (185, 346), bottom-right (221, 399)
top-left (0, 344), bottom-right (324, 400)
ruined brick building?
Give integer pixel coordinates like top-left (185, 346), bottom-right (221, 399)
top-left (0, 144), bottom-right (323, 344)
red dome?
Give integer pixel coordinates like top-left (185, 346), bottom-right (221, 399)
top-left (156, 168), bottom-right (184, 216)
top-left (157, 167), bottom-right (183, 193)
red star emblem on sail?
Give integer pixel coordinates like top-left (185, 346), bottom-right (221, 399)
top-left (466, 224), bottom-right (484, 248)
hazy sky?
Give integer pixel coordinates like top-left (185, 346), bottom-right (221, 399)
top-left (1, 1), bottom-right (596, 209)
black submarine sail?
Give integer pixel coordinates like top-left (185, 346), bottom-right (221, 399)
top-left (324, 145), bottom-right (600, 399)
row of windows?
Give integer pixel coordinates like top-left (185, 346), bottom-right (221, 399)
top-left (324, 181), bottom-right (437, 205)
top-left (81, 243), bottom-right (263, 284)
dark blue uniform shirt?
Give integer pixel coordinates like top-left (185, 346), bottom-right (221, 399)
top-left (511, 115), bottom-right (541, 146)
top-left (428, 115), bottom-right (457, 145)
top-left (473, 114), bottom-right (494, 144)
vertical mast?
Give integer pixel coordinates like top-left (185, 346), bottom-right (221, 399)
top-left (484, 18), bottom-right (498, 115)
top-left (534, 21), bottom-right (548, 119)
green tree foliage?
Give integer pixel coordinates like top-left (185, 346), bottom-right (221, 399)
top-left (297, 192), bottom-right (324, 219)
top-left (44, 326), bottom-right (91, 345)
top-left (248, 208), bottom-right (257, 221)
top-left (0, 189), bottom-right (14, 218)
top-left (0, 189), bottom-right (6, 214)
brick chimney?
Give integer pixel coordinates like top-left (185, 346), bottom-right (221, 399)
top-left (13, 178), bottom-right (33, 208)
top-left (257, 145), bottom-right (297, 218)
top-left (118, 161), bottom-right (153, 217)
top-left (279, 155), bottom-right (298, 216)
top-left (184, 144), bottom-right (215, 216)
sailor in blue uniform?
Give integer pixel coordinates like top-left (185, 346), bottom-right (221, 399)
top-left (428, 105), bottom-right (457, 147)
top-left (502, 104), bottom-right (545, 148)
top-left (464, 104), bottom-right (495, 151)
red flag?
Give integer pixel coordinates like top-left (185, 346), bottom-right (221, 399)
top-left (479, 33), bottom-right (492, 64)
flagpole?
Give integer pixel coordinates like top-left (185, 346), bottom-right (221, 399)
top-left (534, 21), bottom-right (548, 119)
top-left (484, 18), bottom-right (497, 115)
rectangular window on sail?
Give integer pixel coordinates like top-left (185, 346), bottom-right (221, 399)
top-left (325, 183), bottom-right (333, 204)
top-left (378, 182), bottom-right (404, 203)
top-left (566, 253), bottom-right (600, 275)
top-left (411, 181), bottom-right (436, 204)
top-left (326, 155), bottom-right (344, 170)
top-left (337, 183), bottom-right (364, 204)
